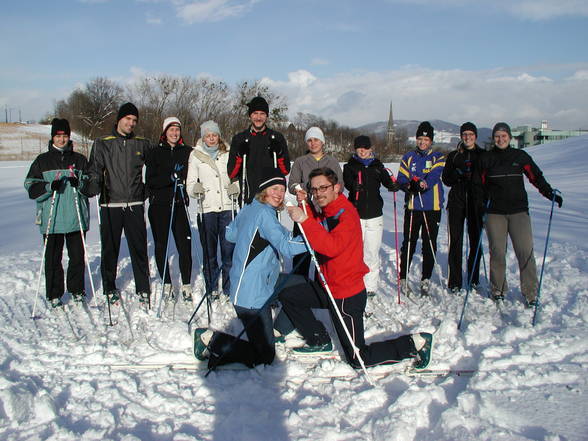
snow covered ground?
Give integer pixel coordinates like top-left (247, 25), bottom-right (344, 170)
top-left (0, 135), bottom-right (587, 441)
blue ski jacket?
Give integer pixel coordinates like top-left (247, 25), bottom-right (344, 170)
top-left (226, 199), bottom-right (306, 309)
top-left (397, 148), bottom-right (445, 211)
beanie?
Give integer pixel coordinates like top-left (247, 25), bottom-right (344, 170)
top-left (247, 96), bottom-right (269, 115)
top-left (200, 120), bottom-right (221, 138)
top-left (257, 168), bottom-right (286, 193)
top-left (117, 102), bottom-right (139, 122)
top-left (162, 116), bottom-right (181, 133)
top-left (304, 127), bottom-right (325, 144)
top-left (460, 121), bottom-right (478, 137)
top-left (416, 121), bottom-right (434, 141)
top-left (51, 118), bottom-right (71, 137)
top-left (353, 135), bottom-right (372, 149)
top-left (492, 122), bottom-right (512, 139)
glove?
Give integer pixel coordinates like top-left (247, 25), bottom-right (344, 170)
top-left (191, 181), bottom-right (205, 197)
top-left (171, 172), bottom-right (180, 183)
top-left (388, 180), bottom-right (401, 192)
top-left (67, 176), bottom-right (79, 188)
top-left (226, 182), bottom-right (240, 197)
top-left (269, 135), bottom-right (283, 156)
top-left (409, 179), bottom-right (424, 193)
top-left (355, 183), bottom-right (365, 193)
top-left (50, 178), bottom-right (63, 192)
top-left (238, 139), bottom-right (249, 157)
top-left (551, 193), bottom-right (563, 208)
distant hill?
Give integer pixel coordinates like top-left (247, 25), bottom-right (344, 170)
top-left (356, 119), bottom-right (492, 148)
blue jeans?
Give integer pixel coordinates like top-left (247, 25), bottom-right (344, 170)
top-left (197, 210), bottom-right (234, 295)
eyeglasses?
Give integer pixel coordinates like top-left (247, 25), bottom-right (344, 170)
top-left (309, 184), bottom-right (334, 195)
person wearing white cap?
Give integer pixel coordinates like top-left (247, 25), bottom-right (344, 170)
top-left (186, 120), bottom-right (239, 299)
top-left (145, 117), bottom-right (193, 302)
top-left (288, 127), bottom-right (343, 276)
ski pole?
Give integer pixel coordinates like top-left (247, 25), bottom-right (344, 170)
top-left (156, 177), bottom-right (178, 318)
top-left (417, 192), bottom-right (443, 285)
top-left (68, 166), bottom-right (98, 308)
top-left (205, 256), bottom-right (306, 377)
top-left (533, 189), bottom-right (560, 326)
top-left (385, 168), bottom-right (402, 304)
top-left (31, 173), bottom-right (61, 318)
top-left (296, 216), bottom-right (374, 385)
top-left (242, 151), bottom-right (248, 206)
top-left (404, 195), bottom-right (415, 295)
top-left (458, 200), bottom-right (490, 330)
top-left (356, 170), bottom-right (362, 202)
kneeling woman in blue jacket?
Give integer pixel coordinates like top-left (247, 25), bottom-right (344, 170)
top-left (194, 168), bottom-right (306, 368)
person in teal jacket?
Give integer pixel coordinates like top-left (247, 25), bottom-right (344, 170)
top-left (194, 168), bottom-right (306, 368)
top-left (396, 121), bottom-right (445, 297)
top-left (24, 118), bottom-right (90, 308)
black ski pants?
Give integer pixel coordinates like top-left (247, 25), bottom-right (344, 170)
top-left (148, 202), bottom-right (192, 285)
top-left (399, 209), bottom-right (441, 280)
top-left (208, 305), bottom-right (275, 368)
top-left (447, 203), bottom-right (483, 289)
top-left (44, 232), bottom-right (85, 300)
top-left (100, 205), bottom-right (150, 294)
top-left (279, 280), bottom-right (417, 368)
top-left (291, 222), bottom-right (312, 278)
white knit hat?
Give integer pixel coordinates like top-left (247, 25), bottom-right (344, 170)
top-left (304, 126), bottom-right (325, 144)
top-left (200, 120), bottom-right (221, 138)
top-left (162, 116), bottom-right (181, 133)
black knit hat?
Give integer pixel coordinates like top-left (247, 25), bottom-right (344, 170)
top-left (117, 102), bottom-right (139, 122)
top-left (247, 96), bottom-right (269, 115)
top-left (416, 121), bottom-right (434, 141)
top-left (353, 135), bottom-right (372, 149)
top-left (492, 122), bottom-right (512, 139)
top-left (51, 118), bottom-right (71, 137)
top-left (460, 122), bottom-right (478, 137)
top-left (258, 168), bottom-right (286, 193)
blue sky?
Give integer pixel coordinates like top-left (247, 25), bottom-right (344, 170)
top-left (2, 0), bottom-right (587, 130)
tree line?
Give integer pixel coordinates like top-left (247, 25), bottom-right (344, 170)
top-left (44, 76), bottom-right (409, 161)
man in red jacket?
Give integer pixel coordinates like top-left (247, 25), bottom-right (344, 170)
top-left (280, 167), bottom-right (432, 369)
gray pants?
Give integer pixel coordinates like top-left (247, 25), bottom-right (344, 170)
top-left (485, 212), bottom-right (537, 302)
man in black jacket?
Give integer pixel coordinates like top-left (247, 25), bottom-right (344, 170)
top-left (227, 96), bottom-right (290, 205)
top-left (85, 102), bottom-right (152, 304)
top-left (442, 122), bottom-right (485, 293)
top-left (480, 122), bottom-right (562, 306)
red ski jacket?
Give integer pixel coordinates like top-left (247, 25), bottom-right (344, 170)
top-left (301, 193), bottom-right (369, 299)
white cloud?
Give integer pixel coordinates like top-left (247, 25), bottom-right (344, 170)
top-left (385, 0), bottom-right (588, 20)
top-left (264, 66), bottom-right (588, 130)
top-left (175, 0), bottom-right (260, 24)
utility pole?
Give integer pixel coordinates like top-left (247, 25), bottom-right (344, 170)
top-left (4, 105), bottom-right (7, 123)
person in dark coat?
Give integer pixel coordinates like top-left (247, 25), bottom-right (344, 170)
top-left (480, 122), bottom-right (562, 306)
top-left (146, 117), bottom-right (193, 302)
top-left (85, 102), bottom-right (152, 304)
top-left (343, 135), bottom-right (400, 296)
top-left (227, 96), bottom-right (290, 205)
top-left (442, 122), bottom-right (486, 293)
top-left (24, 118), bottom-right (90, 308)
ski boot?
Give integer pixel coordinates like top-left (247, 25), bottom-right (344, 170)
top-left (413, 332), bottom-right (433, 369)
top-left (71, 291), bottom-right (86, 303)
top-left (400, 279), bottom-right (413, 297)
top-left (49, 298), bottom-right (64, 309)
top-left (194, 328), bottom-right (213, 360)
top-left (181, 284), bottom-right (193, 302)
top-left (105, 289), bottom-right (121, 305)
top-left (137, 292), bottom-right (150, 305)
top-left (420, 279), bottom-right (431, 297)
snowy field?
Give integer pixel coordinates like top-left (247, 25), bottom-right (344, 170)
top-left (0, 135), bottom-right (587, 441)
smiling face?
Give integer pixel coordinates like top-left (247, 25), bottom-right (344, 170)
top-left (494, 131), bottom-right (511, 149)
top-left (461, 130), bottom-right (477, 149)
top-left (166, 125), bottom-right (181, 146)
top-left (52, 134), bottom-right (69, 148)
top-left (263, 184), bottom-right (286, 208)
top-left (309, 174), bottom-right (340, 208)
top-left (306, 138), bottom-right (324, 156)
top-left (117, 115), bottom-right (138, 136)
top-left (416, 136), bottom-right (432, 151)
top-left (355, 146), bottom-right (372, 159)
top-left (249, 111), bottom-right (268, 131)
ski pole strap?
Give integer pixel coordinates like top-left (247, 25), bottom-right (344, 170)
top-left (205, 257), bottom-right (306, 377)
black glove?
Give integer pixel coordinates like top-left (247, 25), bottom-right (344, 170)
top-left (389, 180), bottom-right (401, 192)
top-left (553, 194), bottom-right (563, 208)
top-left (269, 135), bottom-right (283, 156)
top-left (50, 179), bottom-right (63, 192)
top-left (355, 183), bottom-right (365, 193)
top-left (409, 179), bottom-right (424, 193)
top-left (67, 176), bottom-right (79, 188)
top-left (238, 139), bottom-right (250, 157)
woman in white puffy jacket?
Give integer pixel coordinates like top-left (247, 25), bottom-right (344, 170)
top-left (187, 121), bottom-right (239, 298)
